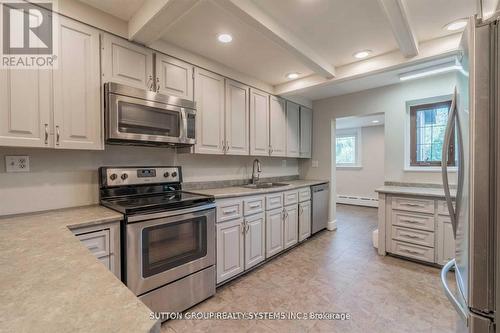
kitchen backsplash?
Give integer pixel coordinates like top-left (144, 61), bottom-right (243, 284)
top-left (0, 146), bottom-right (299, 216)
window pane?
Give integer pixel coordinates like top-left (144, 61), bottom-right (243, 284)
top-left (412, 101), bottom-right (453, 165)
top-left (336, 135), bottom-right (356, 164)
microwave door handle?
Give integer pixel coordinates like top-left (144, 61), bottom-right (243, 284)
top-left (442, 87), bottom-right (458, 238)
top-left (180, 109), bottom-right (187, 142)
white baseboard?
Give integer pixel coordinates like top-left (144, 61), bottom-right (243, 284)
top-left (337, 194), bottom-right (378, 208)
top-left (327, 219), bottom-right (337, 231)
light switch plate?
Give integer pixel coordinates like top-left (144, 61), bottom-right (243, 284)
top-left (5, 156), bottom-right (30, 172)
top-left (312, 160), bottom-right (319, 168)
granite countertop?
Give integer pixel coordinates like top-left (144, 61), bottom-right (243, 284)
top-left (190, 179), bottom-right (329, 199)
top-left (0, 205), bottom-right (160, 333)
top-left (375, 185), bottom-right (456, 198)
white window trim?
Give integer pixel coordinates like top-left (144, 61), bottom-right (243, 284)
top-left (404, 94), bottom-right (457, 173)
top-left (336, 128), bottom-right (362, 168)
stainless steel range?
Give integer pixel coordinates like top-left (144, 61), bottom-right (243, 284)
top-left (99, 166), bottom-right (216, 315)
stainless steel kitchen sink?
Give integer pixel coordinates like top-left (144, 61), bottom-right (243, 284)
top-left (240, 182), bottom-right (289, 189)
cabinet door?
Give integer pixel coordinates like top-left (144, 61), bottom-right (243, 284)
top-left (299, 106), bottom-right (312, 158)
top-left (194, 68), bottom-right (225, 154)
top-left (286, 101), bottom-right (300, 157)
top-left (249, 89), bottom-right (270, 156)
top-left (244, 213), bottom-right (265, 270)
top-left (284, 204), bottom-right (299, 249)
top-left (102, 34), bottom-right (153, 90)
top-left (269, 96), bottom-right (287, 157)
top-left (156, 54), bottom-right (193, 100)
top-left (298, 201), bottom-right (311, 242)
top-left (266, 208), bottom-right (284, 258)
top-left (0, 68), bottom-right (51, 147)
top-left (437, 216), bottom-right (455, 265)
top-left (54, 17), bottom-right (102, 150)
top-left (216, 218), bottom-right (244, 284)
top-left (225, 80), bottom-right (249, 155)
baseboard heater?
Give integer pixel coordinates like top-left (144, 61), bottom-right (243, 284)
top-left (337, 195), bottom-right (378, 207)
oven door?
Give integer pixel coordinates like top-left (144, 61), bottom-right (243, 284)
top-left (126, 205), bottom-right (215, 296)
top-left (107, 93), bottom-right (195, 145)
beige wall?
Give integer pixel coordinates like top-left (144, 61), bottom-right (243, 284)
top-left (336, 125), bottom-right (384, 201)
top-left (300, 72), bottom-right (457, 224)
top-left (0, 146), bottom-right (298, 215)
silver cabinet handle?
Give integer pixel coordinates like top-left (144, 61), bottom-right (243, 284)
top-left (442, 87), bottom-right (458, 238)
top-left (147, 75), bottom-right (154, 91)
top-left (400, 232), bottom-right (423, 239)
top-left (156, 77), bottom-right (160, 92)
top-left (44, 124), bottom-right (49, 144)
top-left (403, 203), bottom-right (423, 207)
top-left (225, 140), bottom-right (229, 152)
top-left (56, 125), bottom-right (60, 146)
top-left (299, 206), bottom-right (303, 216)
top-left (441, 259), bottom-right (468, 322)
top-left (245, 222), bottom-right (249, 234)
top-left (241, 221), bottom-right (245, 234)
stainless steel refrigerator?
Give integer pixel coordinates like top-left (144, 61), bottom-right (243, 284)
top-left (440, 14), bottom-right (499, 333)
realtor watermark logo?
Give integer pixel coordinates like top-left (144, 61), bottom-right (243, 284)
top-left (0, 0), bottom-right (58, 68)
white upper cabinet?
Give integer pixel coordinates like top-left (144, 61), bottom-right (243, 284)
top-left (249, 89), bottom-right (270, 156)
top-left (102, 34), bottom-right (154, 90)
top-left (225, 79), bottom-right (249, 155)
top-left (155, 54), bottom-right (193, 100)
top-left (53, 17), bottom-right (102, 150)
top-left (286, 101), bottom-right (300, 157)
top-left (299, 106), bottom-right (312, 158)
top-left (269, 96), bottom-right (287, 157)
top-left (0, 67), bottom-right (52, 147)
top-left (194, 68), bottom-right (225, 154)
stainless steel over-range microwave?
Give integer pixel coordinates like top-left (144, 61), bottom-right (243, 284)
top-left (104, 82), bottom-right (196, 147)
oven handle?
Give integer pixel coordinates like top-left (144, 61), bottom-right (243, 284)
top-left (127, 203), bottom-right (216, 223)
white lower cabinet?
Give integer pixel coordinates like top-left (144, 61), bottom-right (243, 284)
top-left (283, 204), bottom-right (298, 249)
top-left (437, 215), bottom-right (455, 265)
top-left (298, 201), bottom-right (311, 242)
top-left (216, 218), bottom-right (244, 284)
top-left (266, 208), bottom-right (284, 258)
top-left (244, 213), bottom-right (266, 269)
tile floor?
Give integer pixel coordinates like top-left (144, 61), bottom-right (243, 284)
top-left (161, 204), bottom-right (457, 333)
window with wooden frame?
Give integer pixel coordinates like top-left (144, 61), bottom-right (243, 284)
top-left (410, 101), bottom-right (455, 167)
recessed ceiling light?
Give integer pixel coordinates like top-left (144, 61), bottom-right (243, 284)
top-left (217, 33), bottom-right (233, 43)
top-left (353, 50), bottom-right (372, 59)
top-left (372, 120), bottom-right (380, 124)
top-left (445, 19), bottom-right (467, 31)
top-left (286, 72), bottom-right (300, 79)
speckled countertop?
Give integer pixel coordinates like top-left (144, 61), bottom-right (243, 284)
top-left (0, 205), bottom-right (160, 333)
top-left (375, 185), bottom-right (456, 198)
top-left (190, 179), bottom-right (329, 199)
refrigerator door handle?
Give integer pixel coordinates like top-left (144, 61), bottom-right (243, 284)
top-left (441, 259), bottom-right (468, 323)
top-left (442, 87), bottom-right (458, 238)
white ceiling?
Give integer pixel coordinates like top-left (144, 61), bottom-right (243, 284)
top-left (159, 0), bottom-right (314, 85)
top-left (79, 0), bottom-right (146, 20)
top-left (336, 113), bottom-right (385, 130)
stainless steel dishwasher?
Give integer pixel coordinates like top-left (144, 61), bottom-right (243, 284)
top-left (311, 183), bottom-right (329, 234)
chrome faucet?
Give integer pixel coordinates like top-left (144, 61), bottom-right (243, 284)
top-left (251, 159), bottom-right (262, 184)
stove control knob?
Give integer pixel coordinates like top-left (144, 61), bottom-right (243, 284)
top-left (171, 172), bottom-right (177, 178)
top-left (163, 172), bottom-right (170, 178)
top-left (110, 173), bottom-right (118, 181)
top-left (121, 173), bottom-right (128, 180)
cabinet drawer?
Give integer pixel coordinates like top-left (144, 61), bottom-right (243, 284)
top-left (393, 196), bottom-right (434, 214)
top-left (266, 193), bottom-right (283, 210)
top-left (243, 196), bottom-right (265, 216)
top-left (437, 200), bottom-right (455, 215)
top-left (392, 211), bottom-right (434, 231)
top-left (391, 240), bottom-right (435, 263)
top-left (76, 230), bottom-right (110, 258)
top-left (283, 190), bottom-right (298, 206)
top-left (216, 199), bottom-right (243, 222)
top-left (298, 188), bottom-right (311, 202)
top-left (392, 226), bottom-right (434, 248)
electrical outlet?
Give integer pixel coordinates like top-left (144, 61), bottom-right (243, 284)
top-left (281, 159), bottom-right (287, 168)
top-left (312, 160), bottom-right (319, 168)
top-left (5, 156), bottom-right (30, 172)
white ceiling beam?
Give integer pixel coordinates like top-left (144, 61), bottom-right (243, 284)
top-left (378, 0), bottom-right (419, 58)
top-left (128, 0), bottom-right (199, 45)
top-left (214, 0), bottom-right (335, 79)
